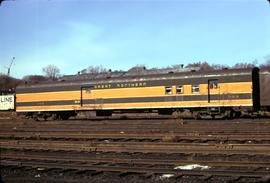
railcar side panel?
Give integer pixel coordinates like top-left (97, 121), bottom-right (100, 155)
top-left (16, 76), bottom-right (253, 112)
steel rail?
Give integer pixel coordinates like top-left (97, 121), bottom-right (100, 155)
top-left (1, 125), bottom-right (270, 133)
top-left (1, 118), bottom-right (270, 126)
top-left (2, 150), bottom-right (270, 168)
top-left (1, 131), bottom-right (270, 142)
top-left (1, 160), bottom-right (269, 178)
top-left (1, 118), bottom-right (270, 123)
top-left (1, 139), bottom-right (270, 155)
top-left (1, 120), bottom-right (270, 127)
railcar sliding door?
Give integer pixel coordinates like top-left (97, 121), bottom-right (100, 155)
top-left (81, 86), bottom-right (94, 107)
top-left (208, 79), bottom-right (220, 104)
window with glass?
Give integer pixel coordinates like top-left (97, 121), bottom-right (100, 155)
top-left (176, 85), bottom-right (183, 94)
top-left (165, 86), bottom-right (172, 94)
top-left (192, 85), bottom-right (200, 93)
top-left (209, 81), bottom-right (218, 89)
top-left (85, 88), bottom-right (91, 93)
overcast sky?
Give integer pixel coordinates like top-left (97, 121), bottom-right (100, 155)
top-left (0, 0), bottom-right (269, 78)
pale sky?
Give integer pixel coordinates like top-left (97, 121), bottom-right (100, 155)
top-left (0, 0), bottom-right (270, 78)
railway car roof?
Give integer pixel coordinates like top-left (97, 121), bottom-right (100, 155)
top-left (17, 67), bottom-right (255, 89)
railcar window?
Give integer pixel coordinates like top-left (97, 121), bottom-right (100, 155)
top-left (165, 86), bottom-right (172, 94)
top-left (85, 89), bottom-right (91, 93)
top-left (209, 82), bottom-right (218, 89)
top-left (192, 85), bottom-right (200, 93)
top-left (176, 86), bottom-right (183, 94)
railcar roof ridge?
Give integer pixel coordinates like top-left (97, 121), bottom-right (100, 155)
top-left (17, 67), bottom-right (256, 88)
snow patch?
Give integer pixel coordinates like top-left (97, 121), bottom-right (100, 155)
top-left (174, 164), bottom-right (210, 170)
top-left (159, 174), bottom-right (175, 180)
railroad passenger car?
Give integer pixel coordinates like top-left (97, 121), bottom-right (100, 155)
top-left (259, 68), bottom-right (270, 112)
top-left (15, 67), bottom-right (270, 119)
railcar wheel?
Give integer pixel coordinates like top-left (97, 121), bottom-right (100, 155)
top-left (96, 110), bottom-right (112, 116)
top-left (224, 110), bottom-right (232, 119)
top-left (158, 109), bottom-right (173, 115)
top-left (224, 110), bottom-right (241, 119)
top-left (60, 115), bottom-right (70, 120)
top-left (58, 113), bottom-right (70, 120)
top-left (193, 111), bottom-right (201, 120)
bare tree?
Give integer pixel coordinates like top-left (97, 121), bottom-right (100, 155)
top-left (186, 61), bottom-right (213, 71)
top-left (23, 75), bottom-right (48, 84)
top-left (211, 64), bottom-right (228, 70)
top-left (42, 65), bottom-right (60, 80)
top-left (80, 65), bottom-right (108, 74)
top-left (0, 73), bottom-right (21, 93)
top-left (260, 56), bottom-right (270, 69)
top-left (232, 62), bottom-right (255, 69)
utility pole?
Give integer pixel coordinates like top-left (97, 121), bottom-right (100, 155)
top-left (6, 57), bottom-right (15, 76)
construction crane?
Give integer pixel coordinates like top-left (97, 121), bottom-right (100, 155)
top-left (5, 57), bottom-right (15, 76)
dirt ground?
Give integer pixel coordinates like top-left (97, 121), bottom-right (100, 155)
top-left (0, 111), bottom-right (17, 120)
top-left (1, 166), bottom-right (267, 183)
top-left (1, 114), bottom-right (270, 183)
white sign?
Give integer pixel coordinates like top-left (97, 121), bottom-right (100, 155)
top-left (0, 95), bottom-right (14, 110)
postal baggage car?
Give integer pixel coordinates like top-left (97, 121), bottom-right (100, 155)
top-left (15, 67), bottom-right (270, 120)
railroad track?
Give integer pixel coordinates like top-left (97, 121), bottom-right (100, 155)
top-left (1, 118), bottom-right (270, 143)
top-left (1, 139), bottom-right (270, 155)
top-left (1, 131), bottom-right (270, 143)
top-left (2, 149), bottom-right (270, 168)
top-left (1, 118), bottom-right (270, 181)
top-left (1, 159), bottom-right (269, 179)
top-left (1, 118), bottom-right (270, 126)
top-left (1, 119), bottom-right (270, 133)
top-left (1, 125), bottom-right (270, 132)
